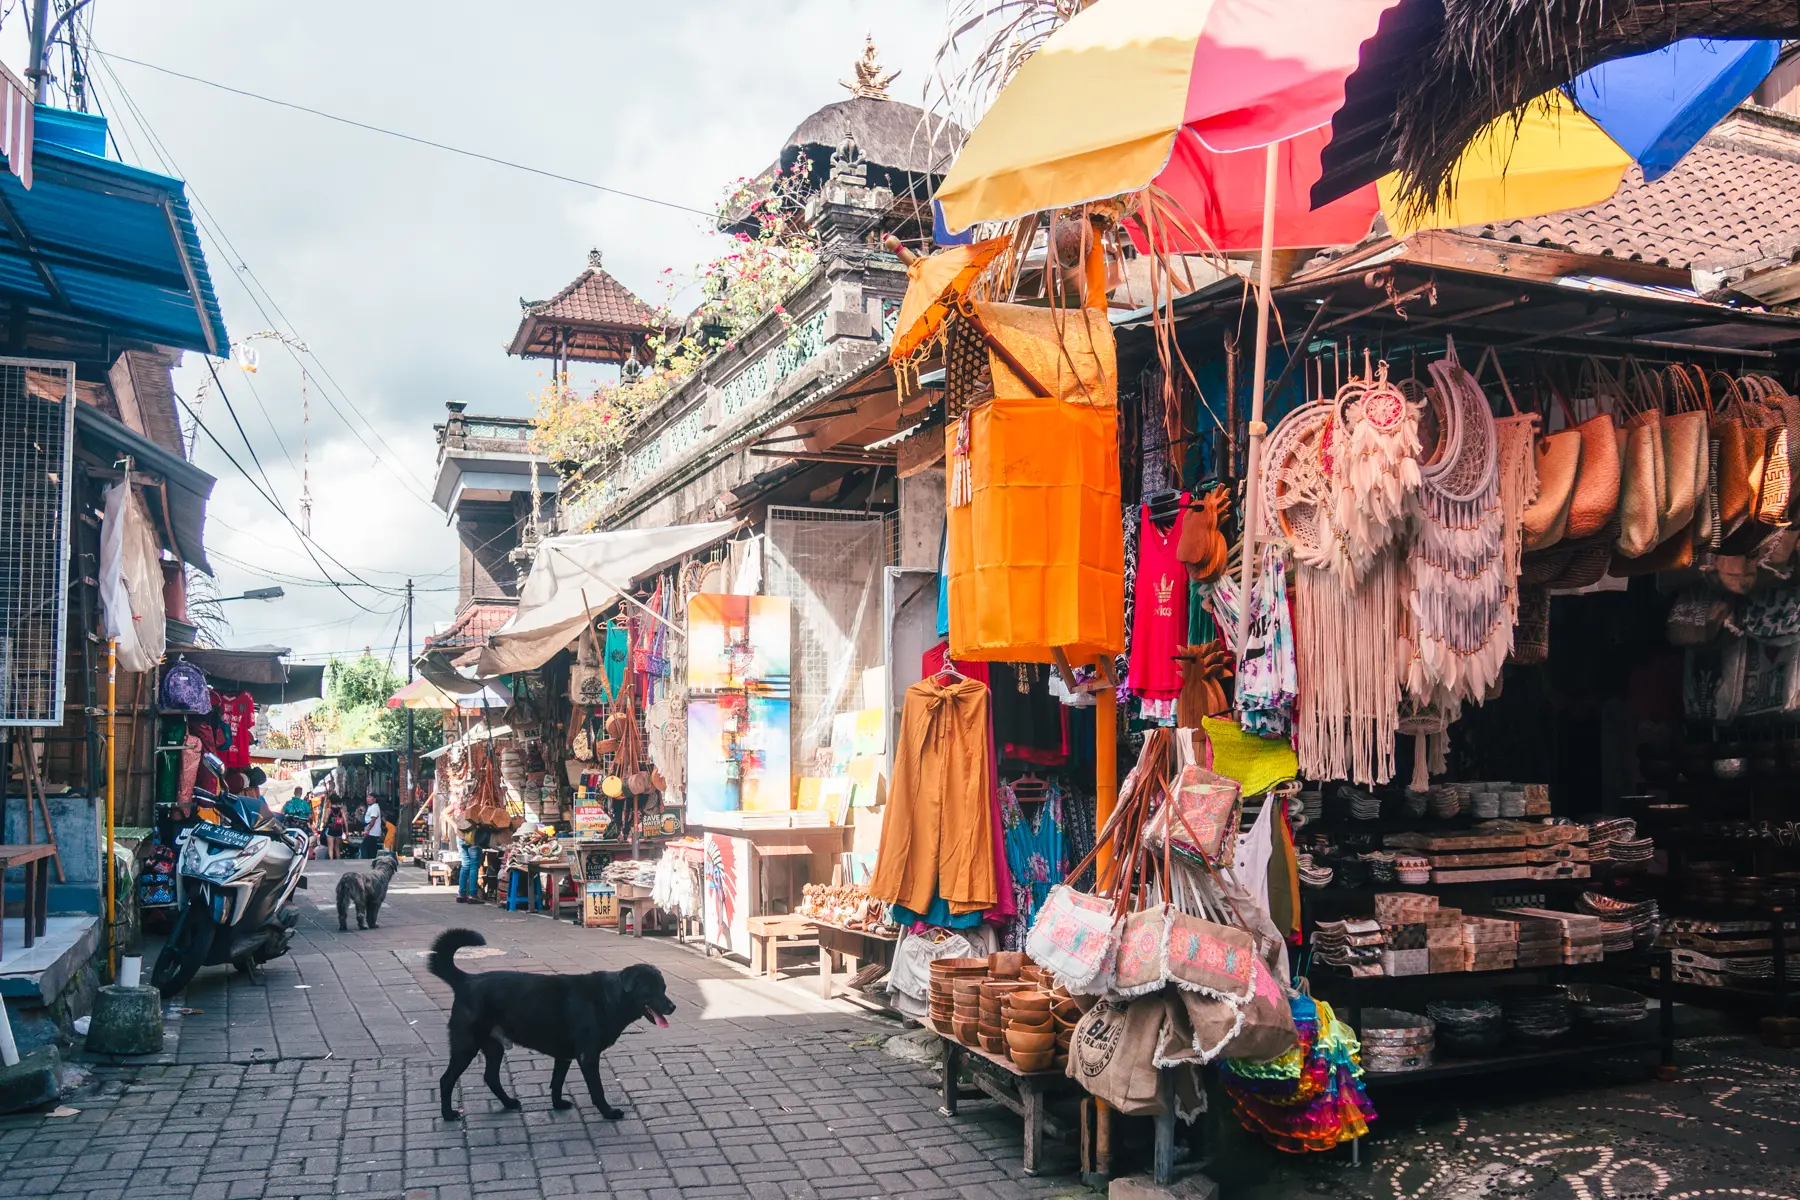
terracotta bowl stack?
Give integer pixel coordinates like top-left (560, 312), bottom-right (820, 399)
top-left (1001, 988), bottom-right (1056, 1071)
top-left (980, 979), bottom-right (1032, 1054)
top-left (928, 957), bottom-right (986, 1036)
top-left (1050, 993), bottom-right (1083, 1067)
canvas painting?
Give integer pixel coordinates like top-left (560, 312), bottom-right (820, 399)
top-left (687, 594), bottom-right (792, 692)
top-left (687, 594), bottom-right (793, 817)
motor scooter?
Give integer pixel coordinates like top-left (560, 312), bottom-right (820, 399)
top-left (151, 792), bottom-right (310, 996)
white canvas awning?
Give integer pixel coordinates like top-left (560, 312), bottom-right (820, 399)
top-left (476, 520), bottom-right (737, 677)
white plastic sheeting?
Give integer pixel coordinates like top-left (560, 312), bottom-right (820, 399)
top-left (99, 480), bottom-right (166, 673)
top-left (477, 521), bottom-right (737, 677)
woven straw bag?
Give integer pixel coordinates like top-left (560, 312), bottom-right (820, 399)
top-left (1659, 366), bottom-right (1710, 544)
top-left (1511, 585), bottom-right (1550, 664)
top-left (1744, 374), bottom-right (1799, 527)
top-left (1523, 426), bottom-right (1581, 551)
top-left (1565, 411), bottom-right (1621, 539)
top-left (1550, 522), bottom-right (1618, 590)
top-left (1614, 410), bottom-right (1666, 557)
top-left (1563, 364), bottom-right (1622, 540)
top-left (1710, 372), bottom-right (1754, 539)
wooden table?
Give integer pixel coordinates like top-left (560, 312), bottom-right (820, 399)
top-left (0, 843), bottom-right (56, 962)
top-left (804, 918), bottom-right (897, 999)
top-left (745, 914), bottom-right (817, 980)
top-left (932, 1026), bottom-right (1076, 1177)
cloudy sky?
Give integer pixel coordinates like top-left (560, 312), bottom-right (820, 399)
top-left (39, 0), bottom-right (947, 669)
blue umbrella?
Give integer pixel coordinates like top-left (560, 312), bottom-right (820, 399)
top-left (1569, 38), bottom-right (1782, 182)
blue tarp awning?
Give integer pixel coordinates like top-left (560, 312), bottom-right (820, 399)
top-left (0, 107), bottom-right (229, 355)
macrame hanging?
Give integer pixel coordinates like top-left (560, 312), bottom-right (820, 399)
top-left (1403, 342), bottom-right (1509, 711)
top-left (1332, 356), bottom-right (1422, 583)
top-left (1264, 400), bottom-right (1403, 785)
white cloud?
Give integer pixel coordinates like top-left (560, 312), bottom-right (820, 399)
top-left (45, 0), bottom-right (946, 658)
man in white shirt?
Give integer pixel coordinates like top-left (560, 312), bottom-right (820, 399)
top-left (360, 801), bottom-right (386, 859)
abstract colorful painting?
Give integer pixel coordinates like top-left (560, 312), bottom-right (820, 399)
top-left (687, 594), bottom-right (793, 817)
top-left (687, 693), bottom-right (791, 813)
top-left (687, 594), bottom-right (792, 693)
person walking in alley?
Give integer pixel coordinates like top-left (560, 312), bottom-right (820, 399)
top-left (455, 814), bottom-right (490, 903)
top-left (322, 795), bottom-right (347, 859)
top-left (360, 799), bottom-right (386, 858)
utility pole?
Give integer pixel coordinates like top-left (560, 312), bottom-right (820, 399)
top-left (25, 0), bottom-right (52, 101)
top-left (404, 579), bottom-right (415, 825)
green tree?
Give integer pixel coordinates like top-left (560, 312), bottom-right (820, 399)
top-left (311, 655), bottom-right (444, 756)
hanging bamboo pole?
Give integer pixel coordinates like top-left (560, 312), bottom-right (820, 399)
top-left (1234, 144), bottom-right (1281, 667)
top-left (1084, 215), bottom-right (1122, 878)
top-left (105, 638), bottom-right (117, 979)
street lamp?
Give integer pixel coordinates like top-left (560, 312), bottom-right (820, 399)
top-left (215, 587), bottom-right (285, 602)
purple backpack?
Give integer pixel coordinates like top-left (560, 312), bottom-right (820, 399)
top-left (160, 661), bottom-right (210, 713)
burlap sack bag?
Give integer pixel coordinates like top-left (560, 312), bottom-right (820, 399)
top-left (1067, 996), bottom-right (1168, 1116)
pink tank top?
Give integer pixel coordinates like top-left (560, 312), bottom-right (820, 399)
top-left (1129, 500), bottom-right (1189, 701)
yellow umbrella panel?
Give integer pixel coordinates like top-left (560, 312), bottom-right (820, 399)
top-left (1378, 90), bottom-right (1633, 237)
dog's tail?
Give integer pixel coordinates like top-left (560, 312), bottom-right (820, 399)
top-left (428, 929), bottom-right (485, 988)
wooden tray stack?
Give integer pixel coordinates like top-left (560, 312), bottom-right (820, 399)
top-left (1498, 908), bottom-right (1604, 963)
top-left (1461, 916), bottom-right (1519, 971)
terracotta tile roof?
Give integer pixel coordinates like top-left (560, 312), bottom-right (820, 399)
top-left (426, 601), bottom-right (517, 650)
top-left (1466, 136), bottom-right (1800, 275)
top-left (529, 263), bottom-right (661, 330)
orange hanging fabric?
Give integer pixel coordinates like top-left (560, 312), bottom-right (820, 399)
top-left (946, 302), bottom-right (1125, 664)
top-left (868, 676), bottom-right (998, 916)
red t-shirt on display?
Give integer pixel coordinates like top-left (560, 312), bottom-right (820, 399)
top-left (1128, 501), bottom-right (1189, 701)
top-left (218, 690), bottom-right (256, 769)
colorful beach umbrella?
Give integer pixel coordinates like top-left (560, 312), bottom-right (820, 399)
top-left (384, 677), bottom-right (512, 711)
top-left (934, 0), bottom-right (1401, 240)
top-left (1385, 38), bottom-right (1782, 235)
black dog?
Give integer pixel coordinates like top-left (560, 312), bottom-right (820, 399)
top-left (427, 928), bottom-right (675, 1121)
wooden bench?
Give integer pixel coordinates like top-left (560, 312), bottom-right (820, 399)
top-left (932, 1026), bottom-right (1077, 1177)
top-left (0, 843), bottom-right (57, 962)
top-left (745, 914), bottom-right (817, 980)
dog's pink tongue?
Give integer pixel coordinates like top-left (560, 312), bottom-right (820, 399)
top-left (650, 1011), bottom-right (669, 1028)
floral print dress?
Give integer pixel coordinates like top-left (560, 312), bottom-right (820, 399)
top-left (1001, 782), bottom-right (1067, 950)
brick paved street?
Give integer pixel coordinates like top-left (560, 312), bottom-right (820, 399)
top-left (2, 860), bottom-right (1798, 1200)
top-left (0, 861), bottom-right (1089, 1200)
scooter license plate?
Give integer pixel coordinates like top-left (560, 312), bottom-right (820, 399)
top-left (194, 821), bottom-right (253, 850)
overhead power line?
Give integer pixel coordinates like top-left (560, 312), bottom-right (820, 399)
top-left (177, 383), bottom-right (395, 614)
top-left (88, 52), bottom-right (443, 509)
top-left (96, 48), bottom-right (714, 217)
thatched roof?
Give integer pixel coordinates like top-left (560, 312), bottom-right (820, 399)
top-left (1316, 0), bottom-right (1800, 214)
top-left (719, 97), bottom-right (964, 235)
top-left (779, 96), bottom-right (962, 182)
